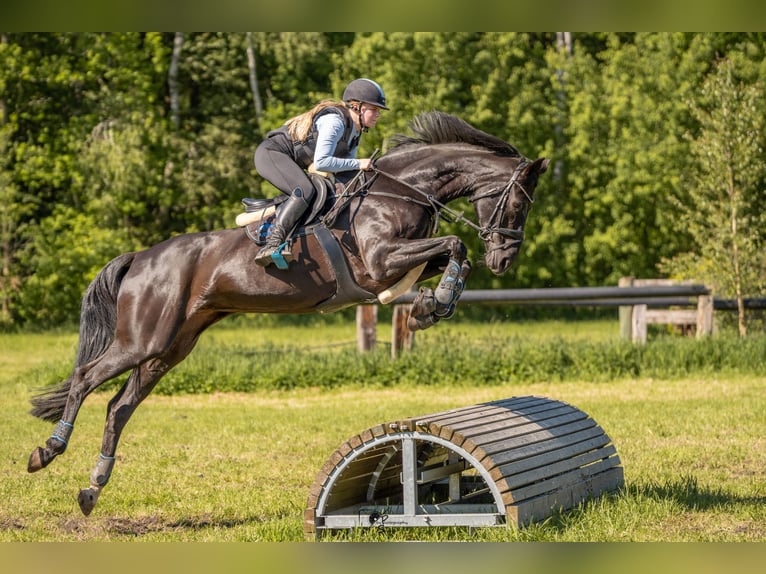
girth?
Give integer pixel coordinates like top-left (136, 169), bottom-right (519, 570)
top-left (310, 224), bottom-right (377, 313)
top-left (243, 216), bottom-right (376, 312)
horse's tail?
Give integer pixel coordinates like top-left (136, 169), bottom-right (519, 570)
top-left (29, 252), bottom-right (136, 422)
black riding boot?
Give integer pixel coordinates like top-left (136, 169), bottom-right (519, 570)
top-left (254, 188), bottom-right (310, 267)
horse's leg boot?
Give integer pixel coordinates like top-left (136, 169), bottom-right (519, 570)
top-left (407, 287), bottom-right (440, 331)
top-left (433, 259), bottom-right (465, 318)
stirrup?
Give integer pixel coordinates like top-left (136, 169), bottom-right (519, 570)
top-left (270, 242), bottom-right (293, 270)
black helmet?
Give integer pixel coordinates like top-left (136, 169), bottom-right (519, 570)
top-left (342, 78), bottom-right (389, 110)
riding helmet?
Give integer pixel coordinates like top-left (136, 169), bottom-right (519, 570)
top-left (342, 78), bottom-right (389, 110)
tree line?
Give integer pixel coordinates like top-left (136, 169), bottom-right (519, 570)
top-left (1, 32), bottom-right (764, 330)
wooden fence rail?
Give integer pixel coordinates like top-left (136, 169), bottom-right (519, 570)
top-left (616, 278), bottom-right (712, 344)
top-left (355, 279), bottom-right (766, 356)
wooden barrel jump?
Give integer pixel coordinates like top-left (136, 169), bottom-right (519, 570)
top-left (304, 395), bottom-right (623, 539)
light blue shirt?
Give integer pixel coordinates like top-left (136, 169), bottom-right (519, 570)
top-left (313, 113), bottom-right (361, 173)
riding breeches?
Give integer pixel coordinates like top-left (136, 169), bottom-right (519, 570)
top-left (254, 136), bottom-right (317, 202)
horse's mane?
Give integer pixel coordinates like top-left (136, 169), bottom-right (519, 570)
top-left (388, 111), bottom-right (521, 157)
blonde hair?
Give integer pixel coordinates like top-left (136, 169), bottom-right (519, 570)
top-left (285, 100), bottom-right (350, 141)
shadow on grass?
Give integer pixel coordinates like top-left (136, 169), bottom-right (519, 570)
top-left (626, 473), bottom-right (766, 510)
top-left (527, 473), bottom-right (765, 535)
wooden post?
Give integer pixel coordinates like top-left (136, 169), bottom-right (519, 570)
top-left (631, 303), bottom-right (647, 344)
top-left (356, 305), bottom-right (377, 352)
top-left (618, 277), bottom-right (634, 340)
top-left (696, 293), bottom-right (714, 337)
top-left (391, 304), bottom-right (414, 359)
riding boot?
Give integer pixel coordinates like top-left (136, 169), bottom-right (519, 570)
top-left (254, 188), bottom-right (310, 267)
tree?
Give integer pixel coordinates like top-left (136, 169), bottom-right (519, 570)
top-left (661, 57), bottom-right (766, 336)
top-left (0, 122), bottom-right (31, 326)
top-left (4, 33), bottom-right (766, 327)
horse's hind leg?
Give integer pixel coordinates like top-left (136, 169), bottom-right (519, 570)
top-left (28, 353), bottom-right (137, 473)
top-left (27, 419), bottom-right (74, 473)
top-left (77, 317), bottom-right (220, 516)
top-left (76, 359), bottom-right (168, 515)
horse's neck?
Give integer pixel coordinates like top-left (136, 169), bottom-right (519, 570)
top-left (382, 153), bottom-right (474, 204)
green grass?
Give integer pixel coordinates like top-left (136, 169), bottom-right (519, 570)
top-left (1, 318), bottom-right (765, 541)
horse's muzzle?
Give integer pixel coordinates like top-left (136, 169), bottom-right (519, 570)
top-left (485, 244), bottom-right (519, 275)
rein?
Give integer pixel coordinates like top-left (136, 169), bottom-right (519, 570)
top-left (371, 160), bottom-right (532, 241)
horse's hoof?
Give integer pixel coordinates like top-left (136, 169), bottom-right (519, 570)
top-left (407, 312), bottom-right (439, 332)
top-left (78, 489), bottom-right (97, 516)
top-left (27, 447), bottom-right (46, 473)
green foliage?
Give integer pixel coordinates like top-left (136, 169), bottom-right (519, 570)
top-left (15, 206), bottom-right (136, 326)
top-left (660, 56), bottom-right (766, 335)
top-left (99, 328), bottom-right (766, 395)
top-left (3, 33), bottom-right (766, 326)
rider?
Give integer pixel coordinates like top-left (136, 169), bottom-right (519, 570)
top-left (252, 78), bottom-right (388, 267)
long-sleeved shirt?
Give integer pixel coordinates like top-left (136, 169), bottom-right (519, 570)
top-left (313, 112), bottom-right (361, 173)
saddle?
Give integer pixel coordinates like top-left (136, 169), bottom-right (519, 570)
top-left (237, 170), bottom-right (426, 312)
top-left (237, 172), bottom-right (337, 234)
top-left (238, 173), bottom-right (378, 311)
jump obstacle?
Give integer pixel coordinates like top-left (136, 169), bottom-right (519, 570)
top-left (304, 395), bottom-right (623, 539)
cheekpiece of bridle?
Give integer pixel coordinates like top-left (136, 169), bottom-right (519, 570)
top-left (469, 159), bottom-right (533, 242)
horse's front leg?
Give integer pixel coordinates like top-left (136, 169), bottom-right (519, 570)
top-left (363, 235), bottom-right (472, 331)
top-left (408, 258), bottom-right (472, 331)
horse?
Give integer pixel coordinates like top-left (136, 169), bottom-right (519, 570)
top-left (26, 111), bottom-right (549, 516)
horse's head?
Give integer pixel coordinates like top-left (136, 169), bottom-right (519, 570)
top-left (472, 157), bottom-right (549, 275)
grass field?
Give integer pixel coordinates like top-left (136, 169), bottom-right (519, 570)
top-left (1, 317), bottom-right (764, 542)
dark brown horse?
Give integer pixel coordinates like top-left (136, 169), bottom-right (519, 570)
top-left (27, 111), bottom-right (549, 515)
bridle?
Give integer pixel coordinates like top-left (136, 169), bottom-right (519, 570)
top-left (370, 159), bottom-right (534, 244)
top-left (469, 159), bottom-right (533, 244)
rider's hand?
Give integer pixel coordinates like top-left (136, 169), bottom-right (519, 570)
top-left (358, 158), bottom-right (374, 171)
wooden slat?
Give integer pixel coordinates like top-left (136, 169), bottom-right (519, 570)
top-left (482, 423), bottom-right (604, 468)
top-left (425, 397), bottom-right (554, 427)
top-left (489, 433), bottom-right (612, 482)
top-left (451, 405), bottom-right (579, 440)
top-left (324, 489), bottom-right (374, 512)
top-left (473, 410), bottom-right (589, 445)
top-left (494, 443), bottom-right (617, 489)
top-left (415, 396), bottom-right (541, 426)
top-left (510, 466), bottom-right (624, 527)
top-left (501, 457), bottom-right (622, 503)
top-left (330, 460), bottom-right (388, 485)
top-left (424, 398), bottom-right (559, 435)
top-left (646, 309), bottom-right (697, 324)
top-left (420, 397), bottom-right (546, 433)
top-left (461, 411), bottom-right (592, 459)
top-left (439, 402), bottom-right (574, 435)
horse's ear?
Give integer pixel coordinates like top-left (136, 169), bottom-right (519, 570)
top-left (531, 158), bottom-right (550, 174)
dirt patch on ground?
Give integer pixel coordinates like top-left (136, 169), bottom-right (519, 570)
top-left (57, 514), bottom-right (254, 538)
top-left (0, 517), bottom-right (25, 531)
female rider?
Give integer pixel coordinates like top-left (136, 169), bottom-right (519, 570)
top-left (252, 78), bottom-right (388, 266)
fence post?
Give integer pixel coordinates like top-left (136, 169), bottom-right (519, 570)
top-left (356, 305), bottom-right (377, 352)
top-left (696, 293), bottom-right (714, 337)
top-left (391, 304), bottom-right (414, 359)
top-left (631, 303), bottom-right (647, 344)
top-left (618, 277), bottom-right (634, 340)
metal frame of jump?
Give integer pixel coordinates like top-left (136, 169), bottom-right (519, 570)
top-left (304, 395), bottom-right (624, 540)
